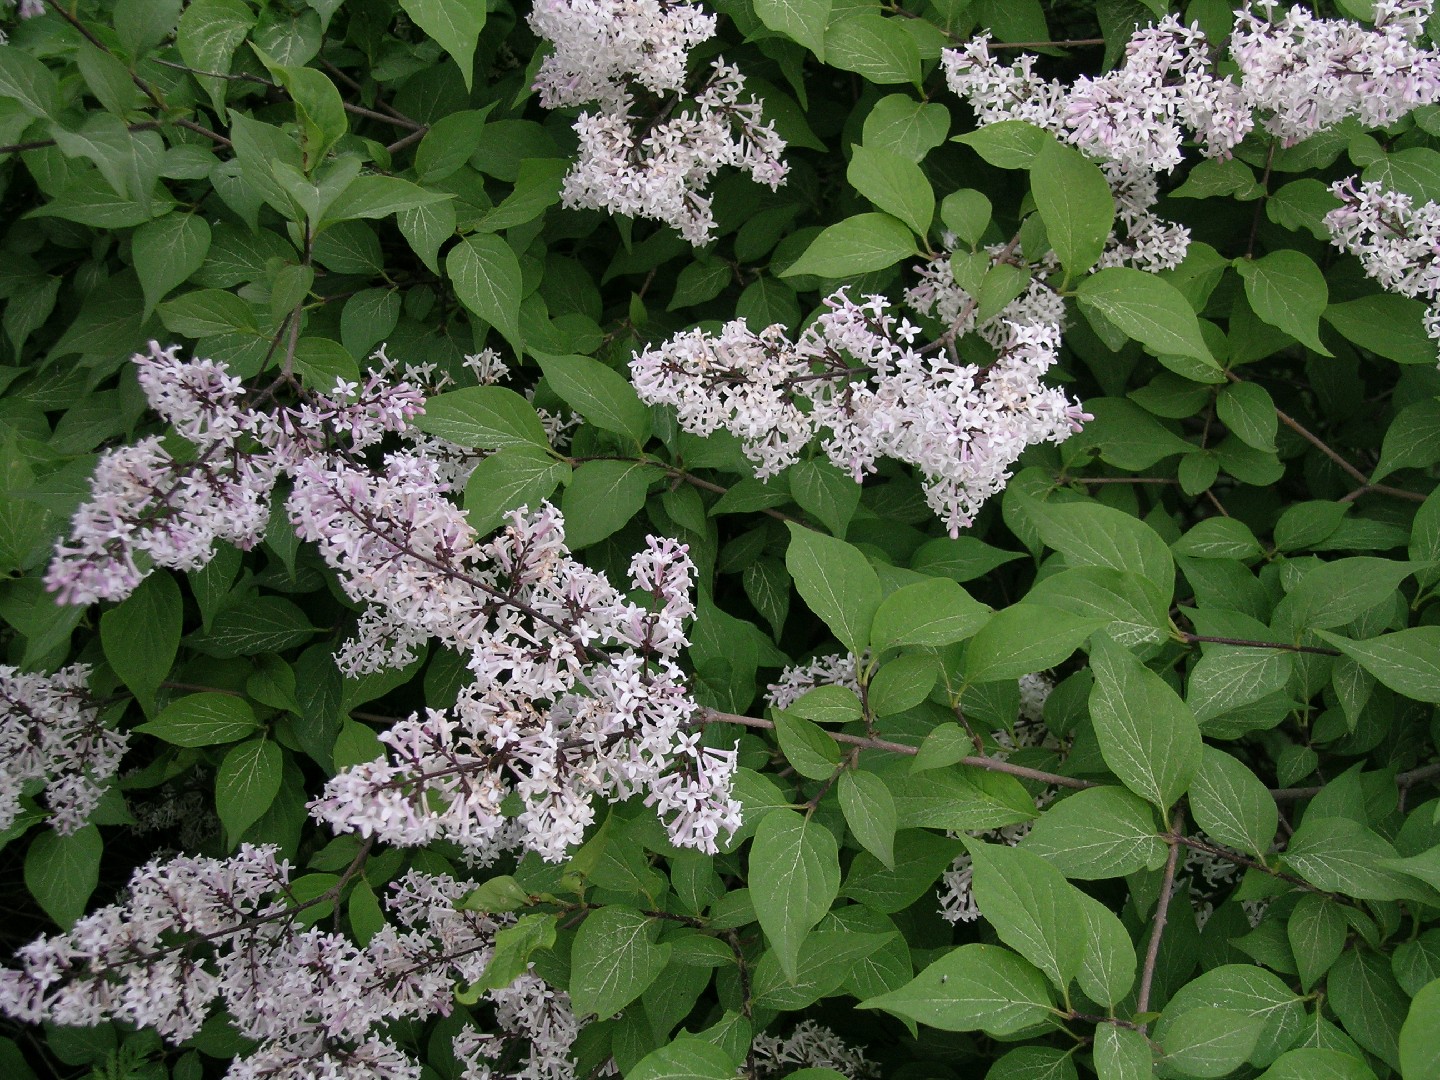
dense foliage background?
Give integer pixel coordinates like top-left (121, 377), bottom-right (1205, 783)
top-left (4, 0), bottom-right (1440, 1078)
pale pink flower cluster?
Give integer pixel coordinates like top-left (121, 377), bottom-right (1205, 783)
top-left (752, 1020), bottom-right (878, 1080)
top-left (305, 502), bottom-right (740, 861)
top-left (632, 289), bottom-right (1088, 535)
top-left (0, 663), bottom-right (124, 835)
top-left (1231, 0), bottom-right (1440, 146)
top-left (766, 653), bottom-right (861, 711)
top-left (47, 345), bottom-right (740, 861)
top-left (0, 845), bottom-right (536, 1080)
top-left (529, 0), bottom-right (786, 243)
top-left (453, 974), bottom-right (590, 1080)
top-left (1323, 176), bottom-right (1440, 358)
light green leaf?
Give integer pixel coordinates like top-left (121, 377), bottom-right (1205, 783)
top-left (1400, 979), bottom-right (1440, 1080)
top-left (839, 770), bottom-right (897, 868)
top-left (1324, 294), bottom-right (1435, 365)
top-left (870, 578), bottom-right (989, 650)
top-left (824, 15), bottom-right (922, 85)
top-left (1020, 497), bottom-right (1173, 595)
top-left (447, 233), bottom-right (523, 348)
top-left (859, 943), bottom-right (1054, 1034)
top-left (964, 839), bottom-right (1086, 991)
top-left (215, 737), bottom-right (283, 844)
top-left (1374, 398), bottom-right (1440, 481)
top-left (560, 460), bottom-right (657, 549)
top-left (848, 144), bottom-right (934, 236)
top-left (627, 1040), bottom-right (738, 1080)
top-left (569, 906), bottom-right (670, 1019)
top-left (463, 446), bottom-right (569, 536)
top-left (779, 213), bottom-right (918, 279)
top-left (417, 386), bottom-right (551, 450)
top-left (398, 0), bottom-right (485, 90)
top-left (1235, 251), bottom-right (1331, 355)
top-left (1031, 139), bottom-right (1114, 279)
top-left (750, 809), bottom-right (840, 982)
top-left (1088, 633), bottom-right (1202, 810)
top-left (789, 459), bottom-right (860, 538)
top-left (1075, 267), bottom-right (1217, 367)
top-left (535, 352), bottom-right (650, 445)
top-left (1217, 381), bottom-right (1280, 454)
top-left (1256, 1048), bottom-right (1378, 1080)
top-left (1188, 746), bottom-right (1278, 859)
top-left (1095, 1025), bottom-right (1153, 1080)
top-left (965, 605), bottom-right (1104, 683)
top-left (1158, 1008), bottom-right (1266, 1078)
top-left (136, 693), bottom-right (259, 747)
top-left (133, 215), bottom-right (212, 318)
top-left (24, 826), bottom-right (102, 928)
top-left (1315, 627), bottom-right (1440, 703)
top-left (773, 711), bottom-right (841, 781)
top-left (955, 120), bottom-right (1049, 169)
top-left (1021, 786), bottom-right (1167, 879)
top-left (100, 571), bottom-right (181, 715)
top-left (0, 44), bottom-right (61, 119)
top-left (784, 523), bottom-right (882, 654)
top-left (754, 0), bottom-right (831, 58)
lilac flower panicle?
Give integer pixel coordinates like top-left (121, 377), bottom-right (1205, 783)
top-left (0, 664), bottom-right (124, 835)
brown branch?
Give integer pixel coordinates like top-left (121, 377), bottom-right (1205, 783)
top-left (1, 121), bottom-right (164, 156)
top-left (1137, 809), bottom-right (1185, 1026)
top-left (701, 709), bottom-right (1099, 790)
top-left (1178, 632), bottom-right (1340, 657)
top-left (1270, 760), bottom-right (1440, 801)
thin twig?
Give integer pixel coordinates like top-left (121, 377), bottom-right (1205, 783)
top-left (1179, 632), bottom-right (1340, 657)
top-left (1271, 760), bottom-right (1440, 801)
top-left (701, 709), bottom-right (1100, 790)
top-left (1137, 809), bottom-right (1185, 1026)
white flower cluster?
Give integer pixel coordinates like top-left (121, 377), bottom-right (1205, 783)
top-left (0, 663), bottom-right (124, 835)
top-left (632, 288), bottom-right (1088, 536)
top-left (529, 0), bottom-right (787, 243)
top-left (1232, 0), bottom-right (1440, 146)
top-left (47, 344), bottom-right (740, 862)
top-left (304, 499), bottom-right (741, 860)
top-left (0, 845), bottom-right (560, 1080)
top-left (766, 652), bottom-right (862, 711)
top-left (453, 974), bottom-right (589, 1080)
top-left (1323, 176), bottom-right (1440, 358)
top-left (752, 1020), bottom-right (878, 1080)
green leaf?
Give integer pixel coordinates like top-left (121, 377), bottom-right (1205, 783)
top-left (1031, 140), bottom-right (1114, 279)
top-left (867, 653), bottom-right (939, 716)
top-left (1324, 294), bottom-right (1435, 365)
top-left (955, 120), bottom-right (1049, 169)
top-left (460, 913), bottom-right (558, 998)
top-left (1075, 892), bottom-right (1137, 1007)
top-left (1374, 398), bottom-right (1440, 481)
top-left (750, 809), bottom-right (840, 982)
top-left (1160, 964), bottom-right (1306, 1070)
top-left (1283, 817), bottom-right (1427, 902)
top-left (786, 685), bottom-right (862, 725)
top-left (1288, 894), bottom-right (1348, 992)
top-left (176, 0), bottom-right (257, 115)
top-left (863, 95), bottom-right (950, 163)
top-left (417, 387), bottom-right (551, 450)
top-left (964, 839), bottom-right (1086, 991)
top-left (1021, 498), bottom-right (1173, 595)
top-left (1277, 557), bottom-right (1418, 633)
top-left (259, 60), bottom-right (347, 171)
top-left (1234, 251), bottom-right (1331, 355)
top-left (891, 768), bottom-right (1035, 832)
top-left (839, 770), bottom-right (897, 868)
top-left (324, 176), bottom-right (452, 224)
top-left (1256, 1048), bottom-right (1378, 1080)
top-left (132, 215), bottom-right (212, 318)
top-left (1095, 1025), bottom-right (1152, 1080)
top-left (414, 109), bottom-right (492, 184)
top-left (398, 200), bottom-right (456, 275)
top-left (778, 213), bottom-right (919, 279)
top-left (847, 144), bottom-right (934, 237)
top-left (1217, 381), bottom-right (1279, 454)
top-left (137, 693), bottom-right (258, 747)
top-left (1400, 978), bottom-right (1440, 1080)
top-left (215, 738), bottom-right (283, 844)
top-left (1188, 746), bottom-right (1278, 859)
top-left (754, 0), bottom-right (831, 58)
top-left (859, 943), bottom-right (1054, 1034)
top-left (1315, 627), bottom-right (1440, 703)
top-left (535, 353), bottom-right (651, 445)
top-left (784, 523), bottom-right (882, 654)
top-left (1021, 786), bottom-right (1167, 879)
top-left (773, 711), bottom-right (841, 780)
top-left (1158, 1008), bottom-right (1266, 1078)
top-left (1328, 949), bottom-right (1406, 1070)
top-left (789, 459), bottom-right (860, 538)
top-left (561, 460), bottom-right (657, 549)
top-left (627, 1040), bottom-right (738, 1080)
top-left (463, 446), bottom-right (569, 536)
top-left (447, 233), bottom-right (523, 348)
top-left (100, 571), bottom-right (181, 715)
top-left (752, 930), bottom-right (898, 1010)
top-left (1088, 633), bottom-right (1202, 810)
top-left (195, 597), bottom-right (318, 658)
top-left (24, 826), bottom-right (102, 928)
top-left (569, 906), bottom-right (670, 1020)
top-left (0, 44), bottom-right (61, 119)
top-left (824, 15), bottom-right (922, 85)
top-left (1075, 267), bottom-right (1217, 367)
top-left (964, 605), bottom-right (1104, 683)
top-left (870, 578), bottom-right (989, 650)
top-left (398, 0), bottom-right (484, 90)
